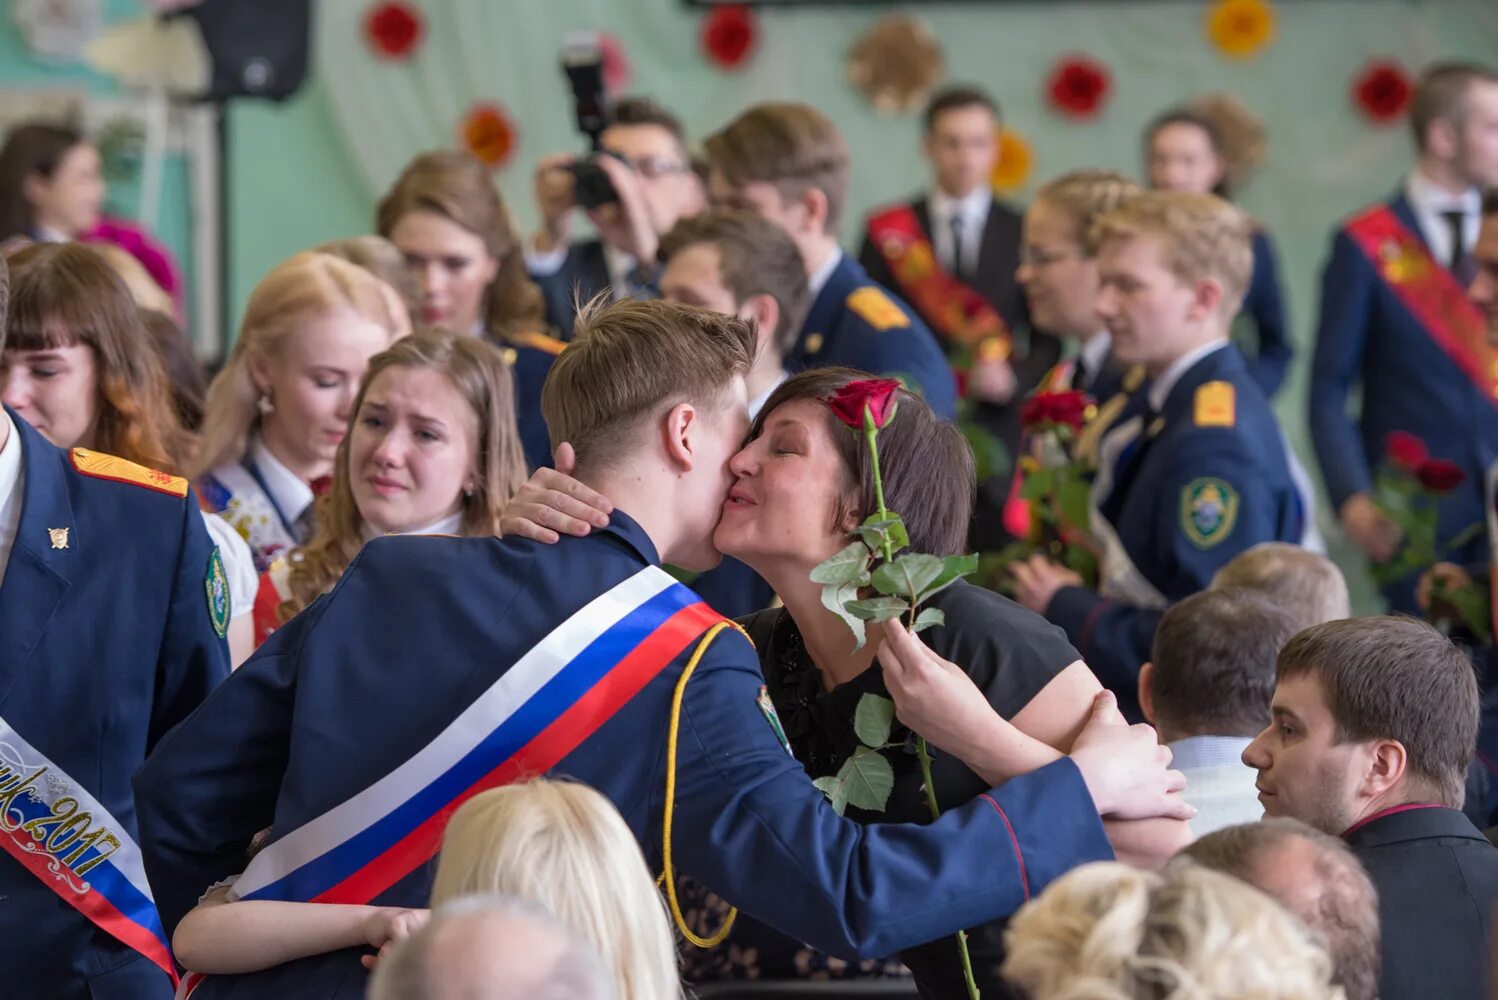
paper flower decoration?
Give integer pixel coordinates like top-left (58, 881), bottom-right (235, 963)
top-left (1354, 61), bottom-right (1413, 125)
top-left (599, 33), bottom-right (631, 93)
top-left (845, 15), bottom-right (945, 115)
top-left (1206, 0), bottom-right (1276, 59)
top-left (990, 128), bottom-right (1034, 193)
top-left (364, 1), bottom-right (423, 61)
top-left (461, 103), bottom-right (516, 170)
top-left (1046, 57), bottom-right (1111, 120)
top-left (702, 4), bottom-right (756, 70)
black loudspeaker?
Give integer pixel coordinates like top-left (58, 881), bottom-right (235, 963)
top-left (183, 0), bottom-right (312, 101)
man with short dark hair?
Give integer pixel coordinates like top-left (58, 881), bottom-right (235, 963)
top-left (1179, 818), bottom-right (1381, 1000)
top-left (1140, 588), bottom-right (1298, 833)
top-left (1311, 63), bottom-right (1498, 613)
top-left (1244, 616), bottom-right (1498, 1000)
top-left (528, 96), bottom-right (704, 335)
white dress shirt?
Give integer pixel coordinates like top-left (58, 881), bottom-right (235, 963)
top-left (929, 187), bottom-right (992, 275)
top-left (1405, 170), bottom-right (1482, 270)
top-left (1147, 340), bottom-right (1231, 412)
top-left (250, 436), bottom-right (314, 528)
top-left (1074, 331), bottom-right (1114, 393)
top-left (1169, 735), bottom-right (1263, 836)
top-left (0, 411), bottom-right (25, 587)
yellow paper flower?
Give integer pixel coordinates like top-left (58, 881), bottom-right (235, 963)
top-left (990, 128), bottom-right (1033, 194)
top-left (1207, 0), bottom-right (1276, 60)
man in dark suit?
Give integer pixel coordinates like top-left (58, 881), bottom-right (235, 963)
top-left (527, 96), bottom-right (704, 336)
top-left (1244, 616), bottom-right (1498, 1000)
top-left (1310, 63), bottom-right (1498, 613)
top-left (859, 86), bottom-right (1061, 548)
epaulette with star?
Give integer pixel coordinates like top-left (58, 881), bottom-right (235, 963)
top-left (70, 448), bottom-right (188, 498)
top-left (845, 287), bottom-right (911, 331)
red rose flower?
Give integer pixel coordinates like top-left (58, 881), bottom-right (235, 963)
top-left (826, 378), bottom-right (901, 430)
top-left (1046, 57), bottom-right (1111, 120)
top-left (1022, 390), bottom-right (1094, 431)
top-left (364, 1), bottom-right (423, 60)
top-left (702, 5), bottom-right (756, 70)
top-left (1386, 430), bottom-right (1429, 472)
top-left (1415, 459), bottom-right (1466, 494)
top-left (1354, 61), bottom-right (1413, 125)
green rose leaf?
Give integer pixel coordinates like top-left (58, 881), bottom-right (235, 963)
top-left (812, 775), bottom-right (849, 815)
top-left (842, 746), bottom-right (896, 812)
top-left (1020, 467), bottom-right (1055, 501)
top-left (916, 553), bottom-right (980, 604)
top-left (845, 596), bottom-right (909, 623)
top-left (854, 694), bottom-right (896, 748)
top-left (810, 540), bottom-right (873, 586)
top-left (856, 515), bottom-right (909, 555)
top-left (911, 607), bottom-right (946, 634)
top-left (821, 582), bottom-right (868, 650)
top-left (1058, 476), bottom-right (1092, 531)
top-left (872, 552), bottom-right (944, 599)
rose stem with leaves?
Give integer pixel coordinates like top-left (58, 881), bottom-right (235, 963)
top-left (867, 404), bottom-right (980, 999)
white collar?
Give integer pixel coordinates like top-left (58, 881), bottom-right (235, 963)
top-left (929, 186), bottom-right (992, 223)
top-left (33, 223), bottom-right (71, 243)
top-left (361, 509), bottom-right (465, 543)
top-left (808, 247), bottom-right (843, 299)
top-left (250, 435), bottom-right (315, 524)
top-left (0, 411), bottom-right (22, 511)
top-left (1406, 169), bottom-right (1482, 216)
top-left (1078, 331), bottom-right (1113, 379)
top-left (1147, 340), bottom-right (1229, 412)
top-left (748, 369), bottom-right (791, 420)
top-left (603, 243), bottom-right (640, 288)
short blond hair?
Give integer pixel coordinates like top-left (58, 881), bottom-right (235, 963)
top-left (541, 297), bottom-right (755, 471)
top-left (431, 780), bottom-right (681, 1000)
top-left (1210, 542), bottom-right (1351, 632)
top-left (1092, 190), bottom-right (1255, 314)
top-left (704, 103), bottom-right (851, 233)
top-left (1034, 170), bottom-right (1143, 256)
top-left (1003, 861), bottom-right (1345, 1000)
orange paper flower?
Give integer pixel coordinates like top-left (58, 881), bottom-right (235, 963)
top-left (1207, 0), bottom-right (1276, 59)
top-left (990, 128), bottom-right (1033, 194)
top-left (461, 102), bottom-right (516, 170)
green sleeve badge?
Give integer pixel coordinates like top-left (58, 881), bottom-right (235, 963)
top-left (1181, 477), bottom-right (1239, 549)
top-left (205, 548), bottom-right (231, 639)
top-left (757, 685), bottom-right (793, 757)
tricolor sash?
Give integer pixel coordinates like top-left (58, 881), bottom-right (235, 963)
top-left (231, 566), bottom-right (724, 905)
top-left (1346, 205), bottom-right (1498, 403)
top-left (868, 205), bottom-right (1012, 350)
top-left (0, 716), bottom-right (177, 983)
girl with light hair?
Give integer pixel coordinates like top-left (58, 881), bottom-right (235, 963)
top-left (193, 251), bottom-right (406, 572)
top-left (1003, 861), bottom-right (1345, 1000)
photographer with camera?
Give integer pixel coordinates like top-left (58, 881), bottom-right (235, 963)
top-left (527, 95), bottom-right (705, 337)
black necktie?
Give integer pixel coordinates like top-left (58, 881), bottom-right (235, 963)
top-left (950, 215), bottom-right (966, 278)
top-left (1074, 355), bottom-right (1092, 393)
top-left (1442, 210), bottom-right (1469, 272)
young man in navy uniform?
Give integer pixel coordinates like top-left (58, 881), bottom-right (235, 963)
top-left (1311, 63), bottom-right (1498, 613)
top-left (0, 256), bottom-right (231, 998)
top-left (703, 102), bottom-right (958, 420)
top-left (134, 299), bottom-right (1185, 998)
top-left (1011, 192), bottom-right (1308, 721)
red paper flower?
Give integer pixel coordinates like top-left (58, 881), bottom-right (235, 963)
top-left (702, 4), bottom-right (756, 70)
top-left (461, 103), bottom-right (516, 170)
top-left (364, 1), bottom-right (423, 60)
top-left (599, 33), bottom-right (631, 93)
top-left (1021, 390), bottom-right (1095, 431)
top-left (1354, 61), bottom-right (1413, 125)
top-left (1046, 56), bottom-right (1111, 120)
top-left (826, 378), bottom-right (901, 430)
top-left (1386, 430), bottom-right (1429, 472)
top-left (1416, 459), bottom-right (1466, 494)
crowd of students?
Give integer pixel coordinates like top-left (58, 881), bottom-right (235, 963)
top-left (1, 56), bottom-right (1498, 1000)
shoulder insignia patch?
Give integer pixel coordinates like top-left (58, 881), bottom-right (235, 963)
top-left (1122, 365), bottom-right (1147, 394)
top-left (206, 548), bottom-right (231, 639)
top-left (70, 448), bottom-right (188, 498)
top-left (803, 332), bottom-right (825, 355)
top-left (1194, 381), bottom-right (1236, 428)
top-left (757, 685), bottom-right (793, 757)
top-left (845, 286), bottom-right (910, 332)
top-left (1180, 477), bottom-right (1240, 549)
top-left (511, 330), bottom-right (568, 356)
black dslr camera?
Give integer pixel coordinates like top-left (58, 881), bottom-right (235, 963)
top-left (561, 33), bottom-right (619, 210)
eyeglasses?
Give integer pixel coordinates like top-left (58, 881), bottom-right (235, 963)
top-left (1019, 245), bottom-right (1086, 268)
top-left (609, 153), bottom-right (692, 180)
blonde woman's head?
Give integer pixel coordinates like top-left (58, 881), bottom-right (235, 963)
top-left (431, 780), bottom-right (681, 1000)
top-left (193, 251), bottom-right (400, 478)
top-left (1003, 861), bottom-right (1345, 1000)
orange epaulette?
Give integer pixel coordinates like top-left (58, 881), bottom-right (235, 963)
top-left (70, 448), bottom-right (188, 498)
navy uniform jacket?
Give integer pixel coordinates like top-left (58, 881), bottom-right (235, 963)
top-left (133, 513), bottom-right (1112, 999)
top-left (1239, 230), bottom-right (1293, 398)
top-left (1310, 193), bottom-right (1498, 611)
top-left (1347, 806), bottom-right (1498, 1000)
top-left (0, 411), bottom-right (230, 999)
top-left (494, 330), bottom-right (566, 472)
top-left (530, 239), bottom-right (657, 339)
top-left (1046, 347), bottom-right (1303, 719)
top-left (791, 253), bottom-right (957, 420)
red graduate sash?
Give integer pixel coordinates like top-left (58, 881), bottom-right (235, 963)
top-left (1346, 205), bottom-right (1498, 403)
top-left (868, 205), bottom-right (1012, 351)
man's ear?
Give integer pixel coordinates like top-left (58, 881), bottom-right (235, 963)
top-left (661, 401), bottom-right (699, 473)
top-left (798, 187), bottom-right (832, 237)
top-left (1359, 738), bottom-right (1410, 801)
top-left (738, 293), bottom-right (781, 364)
top-left (1188, 275), bottom-right (1226, 322)
top-left (1138, 662), bottom-right (1157, 726)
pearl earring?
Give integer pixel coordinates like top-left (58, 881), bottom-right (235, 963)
top-left (257, 392), bottom-right (275, 416)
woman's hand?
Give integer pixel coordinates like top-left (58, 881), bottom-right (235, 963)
top-left (497, 443), bottom-right (613, 543)
top-left (1417, 561), bottom-right (1474, 613)
top-left (359, 907), bottom-right (430, 970)
top-left (1068, 692), bottom-right (1193, 822)
top-left (1011, 556), bottom-right (1084, 614)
